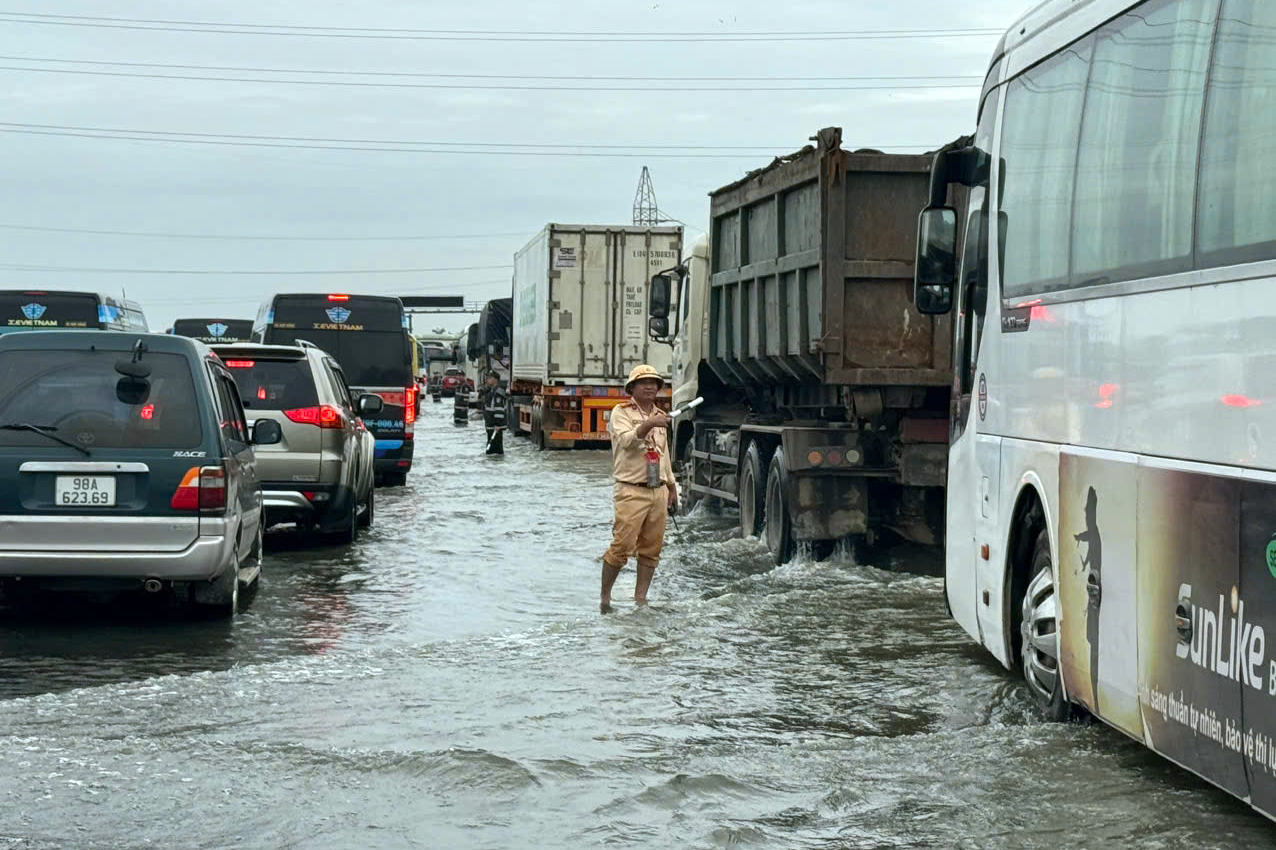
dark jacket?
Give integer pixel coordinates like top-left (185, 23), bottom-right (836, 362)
top-left (480, 384), bottom-right (508, 427)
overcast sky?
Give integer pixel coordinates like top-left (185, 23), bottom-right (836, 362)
top-left (0, 0), bottom-right (1032, 333)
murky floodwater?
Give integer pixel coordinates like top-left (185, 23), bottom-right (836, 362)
top-left (0, 401), bottom-right (1271, 848)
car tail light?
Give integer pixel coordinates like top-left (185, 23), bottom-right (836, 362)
top-left (199, 466), bottom-right (226, 510)
top-left (284, 405), bottom-right (344, 429)
top-left (171, 465), bottom-right (226, 512)
top-left (404, 387), bottom-right (416, 424)
top-left (140, 404), bottom-right (155, 420)
top-left (327, 294), bottom-right (350, 301)
top-left (224, 360), bottom-right (255, 368)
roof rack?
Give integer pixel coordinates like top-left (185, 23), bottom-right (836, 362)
top-left (294, 338), bottom-right (320, 350)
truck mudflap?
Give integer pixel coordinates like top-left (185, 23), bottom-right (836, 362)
top-left (791, 475), bottom-right (868, 541)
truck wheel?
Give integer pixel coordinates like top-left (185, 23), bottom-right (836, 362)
top-left (532, 410), bottom-right (546, 451)
top-left (764, 447), bottom-right (796, 565)
top-left (738, 442), bottom-right (766, 539)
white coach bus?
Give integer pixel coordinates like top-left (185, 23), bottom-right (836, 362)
top-left (915, 0), bottom-right (1276, 819)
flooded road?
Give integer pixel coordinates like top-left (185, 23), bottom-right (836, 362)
top-left (0, 402), bottom-right (1272, 848)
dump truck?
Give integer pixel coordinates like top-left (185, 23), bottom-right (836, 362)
top-left (648, 128), bottom-right (965, 562)
top-left (511, 225), bottom-right (680, 448)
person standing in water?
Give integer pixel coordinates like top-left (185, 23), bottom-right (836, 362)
top-left (1074, 486), bottom-right (1102, 713)
top-left (479, 371), bottom-right (507, 456)
top-left (600, 365), bottom-right (677, 613)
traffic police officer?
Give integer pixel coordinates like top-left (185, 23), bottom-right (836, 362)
top-left (479, 371), bottom-right (508, 455)
top-left (600, 364), bottom-right (676, 612)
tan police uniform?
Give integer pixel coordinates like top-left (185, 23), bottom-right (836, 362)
top-left (602, 399), bottom-right (676, 571)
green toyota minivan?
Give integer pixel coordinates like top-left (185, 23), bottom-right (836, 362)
top-left (0, 331), bottom-right (281, 616)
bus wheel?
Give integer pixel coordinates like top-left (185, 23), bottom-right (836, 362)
top-left (1021, 528), bottom-right (1068, 721)
top-left (764, 447), bottom-right (795, 566)
top-left (738, 442), bottom-right (765, 539)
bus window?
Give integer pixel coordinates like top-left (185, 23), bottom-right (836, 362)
top-left (262, 295), bottom-right (411, 390)
top-left (1071, 0), bottom-right (1214, 286)
top-left (954, 87), bottom-right (999, 436)
top-left (0, 291), bottom-right (100, 332)
top-left (1197, 0), bottom-right (1276, 266)
top-left (999, 38), bottom-right (1092, 299)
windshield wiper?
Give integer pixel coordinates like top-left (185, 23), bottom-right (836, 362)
top-left (0, 423), bottom-right (91, 457)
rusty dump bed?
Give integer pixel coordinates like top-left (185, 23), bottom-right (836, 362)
top-left (707, 128), bottom-right (958, 389)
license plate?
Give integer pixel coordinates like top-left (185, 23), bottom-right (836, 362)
top-left (55, 475), bottom-right (116, 507)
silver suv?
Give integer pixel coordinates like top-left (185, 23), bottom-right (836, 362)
top-left (213, 342), bottom-right (381, 542)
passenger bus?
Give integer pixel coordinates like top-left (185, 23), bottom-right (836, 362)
top-left (170, 318), bottom-right (254, 344)
top-left (0, 290), bottom-right (148, 334)
top-left (915, 0), bottom-right (1276, 820)
top-left (254, 293), bottom-right (415, 485)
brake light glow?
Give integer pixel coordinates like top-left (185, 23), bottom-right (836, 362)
top-left (404, 386), bottom-right (417, 424)
top-left (327, 294), bottom-right (350, 301)
top-left (284, 405), bottom-right (345, 428)
top-left (140, 404), bottom-right (154, 420)
top-left (170, 465), bottom-right (226, 512)
top-left (224, 360), bottom-right (255, 368)
top-left (257, 387), bottom-right (267, 400)
top-left (1222, 394), bottom-right (1263, 408)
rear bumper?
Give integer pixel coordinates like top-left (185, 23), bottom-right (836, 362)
top-left (0, 533), bottom-right (235, 582)
top-left (374, 439), bottom-right (413, 475)
top-left (262, 483), bottom-right (355, 529)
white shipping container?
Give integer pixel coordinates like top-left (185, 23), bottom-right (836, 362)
top-left (512, 224), bottom-right (681, 386)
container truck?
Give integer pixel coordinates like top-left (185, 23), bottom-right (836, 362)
top-left (648, 128), bottom-right (965, 562)
top-left (511, 225), bottom-right (681, 449)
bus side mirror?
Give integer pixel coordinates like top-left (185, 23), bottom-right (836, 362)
top-left (914, 206), bottom-right (958, 315)
top-left (649, 316), bottom-right (669, 338)
top-left (649, 274), bottom-right (672, 319)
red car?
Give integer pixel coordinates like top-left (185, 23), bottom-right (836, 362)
top-left (440, 368), bottom-right (465, 397)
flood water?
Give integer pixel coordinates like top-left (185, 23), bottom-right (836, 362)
top-left (0, 401), bottom-right (1271, 848)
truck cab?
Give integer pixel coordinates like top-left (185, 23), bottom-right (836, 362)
top-left (661, 235), bottom-right (711, 465)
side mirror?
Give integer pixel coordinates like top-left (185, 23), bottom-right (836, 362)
top-left (649, 274), bottom-right (672, 319)
top-left (358, 393), bottom-right (385, 415)
top-left (649, 316), bottom-right (669, 338)
top-left (914, 206), bottom-right (958, 315)
top-left (252, 418), bottom-right (283, 445)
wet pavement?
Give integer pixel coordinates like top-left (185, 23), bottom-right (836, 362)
top-left (0, 401), bottom-right (1273, 848)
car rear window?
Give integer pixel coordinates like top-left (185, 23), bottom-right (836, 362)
top-left (222, 358), bottom-right (318, 410)
top-left (0, 349), bottom-right (203, 449)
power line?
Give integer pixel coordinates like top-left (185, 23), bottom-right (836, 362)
top-left (0, 64), bottom-right (983, 92)
top-left (0, 262), bottom-right (513, 275)
top-left (0, 13), bottom-right (1003, 42)
top-left (140, 279), bottom-right (514, 304)
top-left (0, 122), bottom-right (941, 157)
top-left (0, 55), bottom-right (983, 83)
top-left (0, 223), bottom-right (528, 241)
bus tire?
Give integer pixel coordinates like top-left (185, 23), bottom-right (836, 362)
top-left (764, 447), bottom-right (796, 566)
top-left (738, 441), bottom-right (766, 539)
top-left (1021, 528), bottom-right (1068, 722)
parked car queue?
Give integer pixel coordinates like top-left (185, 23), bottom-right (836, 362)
top-left (0, 328), bottom-right (407, 619)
